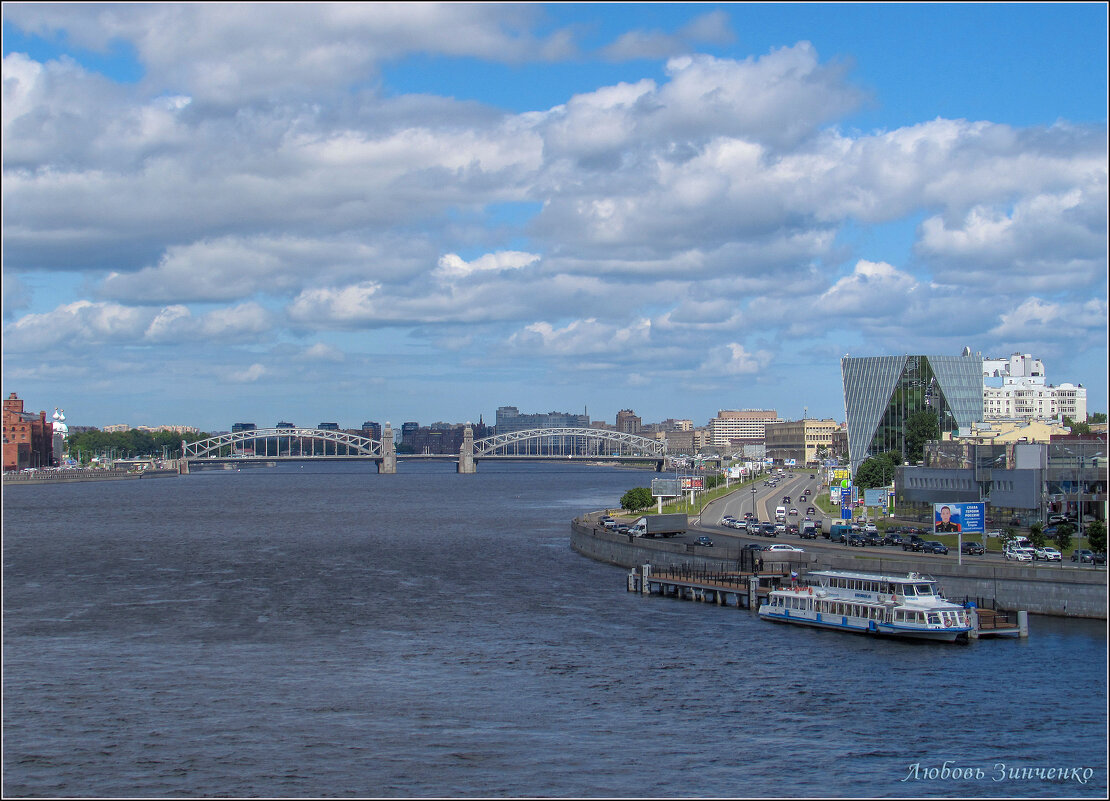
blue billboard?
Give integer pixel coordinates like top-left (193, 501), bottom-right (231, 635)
top-left (864, 488), bottom-right (886, 507)
top-left (933, 502), bottom-right (985, 535)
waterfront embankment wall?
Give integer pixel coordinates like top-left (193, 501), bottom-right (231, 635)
top-left (571, 519), bottom-right (1108, 619)
top-left (3, 469), bottom-right (179, 485)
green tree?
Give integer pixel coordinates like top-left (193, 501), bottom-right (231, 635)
top-left (905, 410), bottom-right (940, 464)
top-left (620, 487), bottom-right (654, 512)
top-left (1000, 528), bottom-right (1017, 550)
top-left (1084, 520), bottom-right (1106, 555)
top-left (855, 451), bottom-right (901, 489)
top-left (1028, 522), bottom-right (1046, 550)
top-left (1053, 523), bottom-right (1074, 554)
top-left (1062, 415), bottom-right (1091, 435)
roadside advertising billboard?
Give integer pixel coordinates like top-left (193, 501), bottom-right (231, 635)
top-left (651, 478), bottom-right (680, 497)
top-left (932, 502), bottom-right (986, 534)
top-left (680, 476), bottom-right (704, 490)
top-left (864, 488), bottom-right (886, 507)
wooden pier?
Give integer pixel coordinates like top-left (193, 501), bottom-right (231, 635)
top-left (967, 607), bottom-right (1028, 638)
top-left (626, 564), bottom-right (786, 609)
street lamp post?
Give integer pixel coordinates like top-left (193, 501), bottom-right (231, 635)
top-left (1076, 454), bottom-right (1085, 548)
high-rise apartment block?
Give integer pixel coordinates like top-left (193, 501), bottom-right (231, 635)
top-left (707, 409), bottom-right (778, 447)
top-left (982, 352), bottom-right (1087, 422)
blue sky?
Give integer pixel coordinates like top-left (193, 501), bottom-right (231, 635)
top-left (2, 2), bottom-right (1106, 432)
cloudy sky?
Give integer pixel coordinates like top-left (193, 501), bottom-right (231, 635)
top-left (3, 3), bottom-right (1107, 433)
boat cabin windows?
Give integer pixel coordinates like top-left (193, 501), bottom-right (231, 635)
top-left (894, 609), bottom-right (927, 623)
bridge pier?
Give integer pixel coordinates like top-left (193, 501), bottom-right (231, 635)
top-left (380, 424), bottom-right (397, 474)
top-left (458, 425), bottom-right (476, 473)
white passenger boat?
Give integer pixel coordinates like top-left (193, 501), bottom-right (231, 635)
top-left (758, 570), bottom-right (972, 642)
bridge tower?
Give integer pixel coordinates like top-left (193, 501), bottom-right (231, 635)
top-left (380, 423), bottom-right (397, 474)
top-left (458, 424), bottom-right (476, 474)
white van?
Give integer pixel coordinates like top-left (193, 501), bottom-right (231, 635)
top-left (775, 506), bottom-right (787, 521)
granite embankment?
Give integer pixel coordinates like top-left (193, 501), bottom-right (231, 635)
top-left (3, 468), bottom-right (179, 485)
top-left (572, 516), bottom-right (1108, 619)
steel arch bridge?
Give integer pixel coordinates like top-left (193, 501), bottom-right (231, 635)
top-left (182, 427), bottom-right (382, 459)
top-left (472, 427), bottom-right (666, 460)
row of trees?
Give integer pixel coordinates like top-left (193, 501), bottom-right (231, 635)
top-left (65, 429), bottom-right (212, 463)
top-left (1020, 520), bottom-right (1107, 555)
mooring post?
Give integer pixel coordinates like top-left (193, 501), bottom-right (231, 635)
top-left (1017, 610), bottom-right (1029, 638)
top-left (641, 564), bottom-right (651, 595)
top-left (748, 575), bottom-right (759, 610)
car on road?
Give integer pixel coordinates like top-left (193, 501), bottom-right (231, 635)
top-left (760, 522), bottom-right (777, 537)
top-left (884, 533), bottom-right (904, 547)
top-left (786, 523), bottom-right (799, 536)
top-left (863, 522), bottom-right (878, 534)
top-left (1005, 547), bottom-right (1034, 562)
top-left (921, 541), bottom-right (949, 555)
top-left (774, 521), bottom-right (786, 534)
top-left (600, 515), bottom-right (615, 529)
top-left (1071, 549), bottom-right (1106, 564)
top-left (847, 533), bottom-right (866, 547)
top-left (742, 542), bottom-right (764, 552)
top-left (960, 541), bottom-right (985, 555)
top-left (1033, 546), bottom-right (1062, 562)
top-left (806, 506), bottom-right (817, 516)
top-left (764, 543), bottom-right (804, 552)
top-left (788, 507), bottom-right (799, 516)
top-left (902, 535), bottom-right (926, 552)
top-left (809, 474), bottom-right (815, 478)
top-left (782, 495), bottom-right (791, 504)
top-left (863, 531), bottom-right (883, 546)
top-left (799, 526), bottom-right (817, 540)
top-left (694, 536), bottom-right (714, 547)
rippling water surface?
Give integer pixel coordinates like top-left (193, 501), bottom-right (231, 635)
top-left (3, 462), bottom-right (1106, 797)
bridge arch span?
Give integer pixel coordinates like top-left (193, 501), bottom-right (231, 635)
top-left (182, 427), bottom-right (383, 459)
top-left (473, 427), bottom-right (666, 459)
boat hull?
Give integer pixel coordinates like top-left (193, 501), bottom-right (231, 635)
top-left (758, 608), bottom-right (970, 642)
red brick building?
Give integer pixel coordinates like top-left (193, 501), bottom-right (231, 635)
top-left (3, 392), bottom-right (53, 471)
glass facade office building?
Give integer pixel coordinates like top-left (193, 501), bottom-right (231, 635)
top-left (842, 353), bottom-right (984, 474)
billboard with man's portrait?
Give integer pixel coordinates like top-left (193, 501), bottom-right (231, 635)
top-left (932, 502), bottom-right (985, 534)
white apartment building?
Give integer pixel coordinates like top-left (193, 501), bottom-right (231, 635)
top-left (707, 409), bottom-right (778, 446)
top-left (982, 352), bottom-right (1087, 423)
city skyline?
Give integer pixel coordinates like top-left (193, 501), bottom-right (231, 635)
top-left (3, 3), bottom-right (1107, 432)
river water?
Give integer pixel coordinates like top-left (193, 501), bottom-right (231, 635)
top-left (3, 461), bottom-right (1106, 798)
